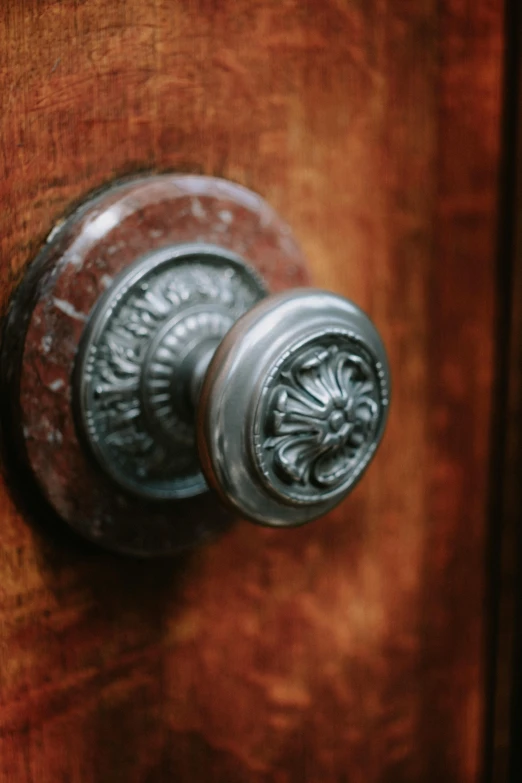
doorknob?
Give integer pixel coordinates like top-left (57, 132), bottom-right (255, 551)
top-left (1, 175), bottom-right (390, 555)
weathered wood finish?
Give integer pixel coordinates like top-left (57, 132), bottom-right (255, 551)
top-left (0, 1), bottom-right (504, 781)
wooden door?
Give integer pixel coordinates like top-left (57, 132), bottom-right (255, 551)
top-left (0, 1), bottom-right (506, 781)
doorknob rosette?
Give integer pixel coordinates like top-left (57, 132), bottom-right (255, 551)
top-left (74, 243), bottom-right (268, 502)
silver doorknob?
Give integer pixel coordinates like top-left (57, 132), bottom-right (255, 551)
top-left (75, 244), bottom-right (390, 527)
top-left (1, 174), bottom-right (390, 554)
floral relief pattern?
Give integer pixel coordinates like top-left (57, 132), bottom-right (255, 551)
top-left (263, 343), bottom-right (381, 492)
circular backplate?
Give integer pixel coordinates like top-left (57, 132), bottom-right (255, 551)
top-left (0, 174), bottom-right (310, 556)
top-left (75, 244), bottom-right (267, 500)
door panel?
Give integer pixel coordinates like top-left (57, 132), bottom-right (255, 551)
top-left (0, 1), bottom-right (504, 781)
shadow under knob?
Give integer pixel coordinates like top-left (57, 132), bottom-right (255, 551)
top-left (198, 289), bottom-right (390, 526)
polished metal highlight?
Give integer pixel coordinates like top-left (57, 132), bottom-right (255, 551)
top-left (75, 244), bottom-right (267, 499)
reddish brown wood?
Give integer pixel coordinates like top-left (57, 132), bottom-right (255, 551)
top-left (0, 1), bottom-right (505, 781)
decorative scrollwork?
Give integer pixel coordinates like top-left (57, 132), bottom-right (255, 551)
top-left (255, 336), bottom-right (386, 504)
top-left (77, 247), bottom-right (266, 499)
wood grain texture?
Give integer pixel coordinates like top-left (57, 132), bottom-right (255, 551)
top-left (0, 1), bottom-right (504, 781)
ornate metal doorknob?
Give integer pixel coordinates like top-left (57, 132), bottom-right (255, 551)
top-left (75, 248), bottom-right (389, 526)
top-left (1, 175), bottom-right (390, 555)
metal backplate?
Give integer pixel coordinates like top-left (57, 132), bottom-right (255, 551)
top-left (75, 244), bottom-right (267, 500)
top-left (0, 174), bottom-right (310, 556)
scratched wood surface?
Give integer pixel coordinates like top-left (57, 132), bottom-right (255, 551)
top-left (0, 1), bottom-right (505, 781)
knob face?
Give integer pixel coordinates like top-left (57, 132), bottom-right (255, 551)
top-left (74, 243), bottom-right (267, 500)
top-left (199, 290), bottom-right (390, 526)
